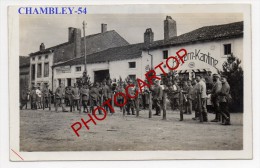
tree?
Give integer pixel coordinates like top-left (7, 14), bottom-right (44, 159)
top-left (221, 54), bottom-right (243, 112)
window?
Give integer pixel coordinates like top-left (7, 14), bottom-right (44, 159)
top-left (163, 50), bottom-right (168, 59)
top-left (38, 56), bottom-right (42, 60)
top-left (224, 44), bottom-right (231, 55)
top-left (44, 62), bottom-right (49, 77)
top-left (128, 62), bottom-right (136, 68)
top-left (45, 55), bottom-right (48, 59)
top-left (32, 57), bottom-right (35, 61)
top-left (129, 75), bottom-right (136, 81)
top-left (31, 64), bottom-right (35, 80)
top-left (67, 78), bottom-right (71, 86)
top-left (37, 63), bottom-right (42, 78)
top-left (58, 79), bottom-right (61, 86)
top-left (76, 66), bottom-right (81, 72)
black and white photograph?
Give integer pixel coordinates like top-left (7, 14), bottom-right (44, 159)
top-left (8, 4), bottom-right (252, 161)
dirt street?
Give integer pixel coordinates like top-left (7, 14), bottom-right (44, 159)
top-left (20, 107), bottom-right (243, 151)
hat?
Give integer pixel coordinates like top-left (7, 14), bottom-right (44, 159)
top-left (213, 74), bottom-right (220, 78)
top-left (221, 75), bottom-right (227, 79)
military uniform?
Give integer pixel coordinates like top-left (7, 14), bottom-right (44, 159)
top-left (65, 87), bottom-right (73, 112)
top-left (197, 79), bottom-right (208, 122)
top-left (89, 84), bottom-right (102, 114)
top-left (55, 86), bottom-right (67, 112)
top-left (210, 74), bottom-right (222, 122)
top-left (30, 87), bottom-right (37, 110)
top-left (219, 77), bottom-right (231, 125)
top-left (71, 85), bottom-right (80, 112)
top-left (151, 82), bottom-right (163, 116)
top-left (126, 84), bottom-right (136, 115)
top-left (184, 83), bottom-right (193, 114)
top-left (169, 83), bottom-right (180, 110)
top-left (42, 85), bottom-right (50, 109)
top-left (80, 86), bottom-right (89, 113)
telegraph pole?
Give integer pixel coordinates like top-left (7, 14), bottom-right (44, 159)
top-left (83, 21), bottom-right (87, 72)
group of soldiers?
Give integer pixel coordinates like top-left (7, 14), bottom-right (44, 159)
top-left (20, 72), bottom-right (231, 125)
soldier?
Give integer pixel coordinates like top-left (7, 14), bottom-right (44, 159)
top-left (169, 80), bottom-right (180, 110)
top-left (141, 85), bottom-right (149, 109)
top-left (55, 83), bottom-right (68, 112)
top-left (42, 83), bottom-right (50, 109)
top-left (196, 75), bottom-right (208, 122)
top-left (151, 80), bottom-right (163, 116)
top-left (71, 83), bottom-right (80, 112)
top-left (210, 74), bottom-right (222, 122)
top-left (107, 80), bottom-right (114, 114)
top-left (80, 84), bottom-right (90, 113)
top-left (20, 89), bottom-right (28, 110)
top-left (115, 84), bottom-right (126, 112)
top-left (89, 83), bottom-right (102, 115)
top-left (126, 80), bottom-right (136, 115)
top-left (66, 86), bottom-right (73, 112)
top-left (184, 80), bottom-right (193, 115)
top-left (30, 85), bottom-right (37, 110)
top-left (36, 86), bottom-right (42, 109)
top-left (192, 80), bottom-right (200, 120)
top-left (218, 75), bottom-right (231, 125)
top-left (101, 80), bottom-right (109, 112)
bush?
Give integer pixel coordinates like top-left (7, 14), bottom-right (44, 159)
top-left (221, 54), bottom-right (243, 112)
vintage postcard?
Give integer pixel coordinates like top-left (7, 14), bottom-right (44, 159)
top-left (9, 4), bottom-right (252, 161)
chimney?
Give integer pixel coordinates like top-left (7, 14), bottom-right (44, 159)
top-left (101, 23), bottom-right (107, 33)
top-left (73, 28), bottom-right (81, 58)
top-left (39, 43), bottom-right (45, 51)
top-left (164, 16), bottom-right (177, 40)
top-left (68, 27), bottom-right (74, 42)
top-left (144, 28), bottom-right (154, 45)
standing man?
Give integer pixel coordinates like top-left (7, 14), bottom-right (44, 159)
top-left (36, 86), bottom-right (42, 109)
top-left (219, 75), bottom-right (231, 125)
top-left (66, 86), bottom-right (73, 112)
top-left (169, 80), bottom-right (180, 110)
top-left (89, 83), bottom-right (102, 115)
top-left (80, 84), bottom-right (90, 113)
top-left (151, 80), bottom-right (163, 116)
top-left (126, 80), bottom-right (136, 115)
top-left (20, 89), bottom-right (28, 110)
top-left (42, 83), bottom-right (50, 109)
top-left (185, 80), bottom-right (193, 115)
top-left (196, 75), bottom-right (208, 122)
top-left (71, 83), bottom-right (80, 112)
top-left (210, 74), bottom-right (222, 122)
top-left (55, 83), bottom-right (68, 112)
top-left (101, 80), bottom-right (109, 112)
top-left (30, 85), bottom-right (37, 110)
top-left (192, 80), bottom-right (200, 120)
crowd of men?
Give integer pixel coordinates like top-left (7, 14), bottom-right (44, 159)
top-left (20, 72), bottom-right (231, 126)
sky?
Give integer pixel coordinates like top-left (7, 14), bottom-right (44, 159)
top-left (19, 13), bottom-right (243, 56)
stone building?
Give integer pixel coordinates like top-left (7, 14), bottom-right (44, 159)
top-left (52, 16), bottom-right (243, 88)
top-left (28, 24), bottom-right (129, 90)
top-left (19, 56), bottom-right (30, 94)
top-left (141, 17), bottom-right (243, 82)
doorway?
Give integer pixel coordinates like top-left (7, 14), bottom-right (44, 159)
top-left (94, 70), bottom-right (109, 83)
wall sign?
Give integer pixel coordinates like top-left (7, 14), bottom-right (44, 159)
top-left (184, 49), bottom-right (219, 67)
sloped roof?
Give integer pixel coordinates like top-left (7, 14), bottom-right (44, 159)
top-left (146, 21), bottom-right (243, 50)
top-left (19, 56), bottom-right (30, 67)
top-left (53, 43), bottom-right (145, 67)
top-left (29, 30), bottom-right (129, 64)
top-left (53, 21), bottom-right (243, 68)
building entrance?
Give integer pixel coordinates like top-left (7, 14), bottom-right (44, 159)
top-left (94, 69), bottom-right (109, 83)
